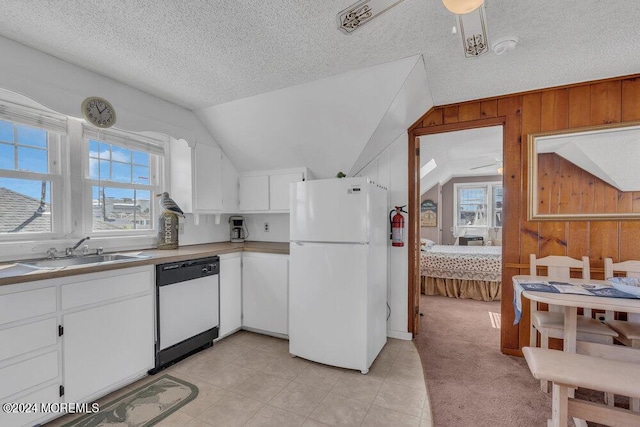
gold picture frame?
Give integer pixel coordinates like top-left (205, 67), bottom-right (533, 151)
top-left (528, 121), bottom-right (640, 221)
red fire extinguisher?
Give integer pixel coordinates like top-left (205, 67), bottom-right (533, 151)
top-left (389, 205), bottom-right (407, 247)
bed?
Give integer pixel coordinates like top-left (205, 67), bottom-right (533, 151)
top-left (420, 244), bottom-right (502, 301)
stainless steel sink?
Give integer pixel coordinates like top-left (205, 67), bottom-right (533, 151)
top-left (18, 254), bottom-right (149, 269)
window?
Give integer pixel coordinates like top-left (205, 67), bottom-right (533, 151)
top-left (83, 126), bottom-right (164, 234)
top-left (0, 102), bottom-right (66, 237)
top-left (454, 181), bottom-right (502, 234)
top-left (0, 97), bottom-right (166, 244)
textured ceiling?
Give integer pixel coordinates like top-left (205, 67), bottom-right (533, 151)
top-left (420, 126), bottom-right (503, 194)
top-left (0, 1), bottom-right (638, 111)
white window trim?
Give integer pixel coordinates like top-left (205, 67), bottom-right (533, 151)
top-left (453, 181), bottom-right (502, 234)
top-left (0, 95), bottom-right (173, 260)
top-left (80, 123), bottom-right (164, 237)
top-left (0, 123), bottom-right (66, 241)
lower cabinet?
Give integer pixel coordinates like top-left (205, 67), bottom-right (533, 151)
top-left (0, 284), bottom-right (60, 427)
top-left (242, 252), bottom-right (289, 336)
top-left (0, 265), bottom-right (154, 427)
top-left (61, 266), bottom-right (154, 403)
top-left (62, 294), bottom-right (154, 403)
top-left (219, 253), bottom-right (242, 339)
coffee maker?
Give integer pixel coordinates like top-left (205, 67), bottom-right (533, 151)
top-left (229, 216), bottom-right (247, 242)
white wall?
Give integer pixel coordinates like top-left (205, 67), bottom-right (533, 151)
top-left (242, 214), bottom-right (290, 243)
top-left (357, 133), bottom-right (411, 340)
top-left (0, 36), bottom-right (233, 260)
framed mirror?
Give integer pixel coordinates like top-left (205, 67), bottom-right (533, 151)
top-left (528, 121), bottom-right (640, 221)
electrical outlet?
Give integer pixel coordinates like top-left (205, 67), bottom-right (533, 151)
top-left (264, 222), bottom-right (269, 232)
top-left (178, 222), bottom-right (185, 234)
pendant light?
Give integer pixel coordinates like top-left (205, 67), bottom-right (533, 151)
top-left (442, 0), bottom-right (483, 15)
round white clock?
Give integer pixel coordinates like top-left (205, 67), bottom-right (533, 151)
top-left (81, 96), bottom-right (116, 128)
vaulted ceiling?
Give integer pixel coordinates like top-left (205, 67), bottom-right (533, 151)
top-left (0, 1), bottom-right (637, 177)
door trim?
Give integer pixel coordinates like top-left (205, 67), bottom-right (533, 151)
top-left (407, 116), bottom-right (507, 335)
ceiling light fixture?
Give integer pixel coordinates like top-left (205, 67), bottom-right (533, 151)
top-left (337, 0), bottom-right (406, 34)
top-left (442, 0), bottom-right (483, 15)
top-left (492, 36), bottom-right (518, 55)
top-left (457, 4), bottom-right (489, 57)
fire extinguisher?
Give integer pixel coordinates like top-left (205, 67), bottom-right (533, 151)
top-left (389, 205), bottom-right (407, 247)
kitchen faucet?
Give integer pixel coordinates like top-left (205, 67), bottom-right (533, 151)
top-left (66, 237), bottom-right (91, 256)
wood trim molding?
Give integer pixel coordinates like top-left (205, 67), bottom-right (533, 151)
top-left (407, 132), bottom-right (420, 335)
top-left (427, 72), bottom-right (640, 114)
top-left (411, 116), bottom-right (506, 136)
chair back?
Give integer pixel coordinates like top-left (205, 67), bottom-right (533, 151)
top-left (604, 258), bottom-right (640, 323)
top-left (604, 258), bottom-right (640, 278)
top-left (530, 254), bottom-right (591, 280)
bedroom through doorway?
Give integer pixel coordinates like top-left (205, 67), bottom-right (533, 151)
top-left (418, 125), bottom-right (503, 306)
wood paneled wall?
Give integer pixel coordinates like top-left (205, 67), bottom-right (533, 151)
top-left (409, 74), bottom-right (640, 355)
top-left (536, 153), bottom-right (640, 216)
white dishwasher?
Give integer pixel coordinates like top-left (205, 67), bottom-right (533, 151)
top-left (150, 256), bottom-right (219, 373)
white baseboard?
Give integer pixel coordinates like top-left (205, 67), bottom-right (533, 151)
top-left (387, 330), bottom-right (413, 340)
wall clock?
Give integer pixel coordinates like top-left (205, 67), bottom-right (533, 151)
top-left (81, 96), bottom-right (116, 128)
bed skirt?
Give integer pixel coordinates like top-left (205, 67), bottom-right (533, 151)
top-left (421, 276), bottom-right (501, 302)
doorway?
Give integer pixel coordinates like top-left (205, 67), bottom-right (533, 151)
top-left (407, 116), bottom-right (506, 336)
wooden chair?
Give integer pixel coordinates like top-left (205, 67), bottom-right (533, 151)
top-left (528, 255), bottom-right (619, 393)
top-left (604, 258), bottom-right (640, 349)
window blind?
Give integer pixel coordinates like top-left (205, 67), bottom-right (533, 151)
top-left (82, 124), bottom-right (165, 156)
top-left (0, 100), bottom-right (67, 135)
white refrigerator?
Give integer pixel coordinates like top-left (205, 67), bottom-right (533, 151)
top-left (289, 177), bottom-right (387, 374)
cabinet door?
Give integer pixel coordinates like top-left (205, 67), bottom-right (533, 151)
top-left (194, 143), bottom-right (223, 212)
top-left (242, 254), bottom-right (288, 335)
top-left (169, 138), bottom-right (194, 214)
top-left (269, 172), bottom-right (303, 211)
top-left (0, 383), bottom-right (60, 427)
top-left (62, 294), bottom-right (154, 403)
top-left (239, 175), bottom-right (269, 211)
top-left (219, 254), bottom-right (242, 338)
top-left (221, 154), bottom-right (239, 213)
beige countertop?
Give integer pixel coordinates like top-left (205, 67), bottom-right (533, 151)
top-left (0, 241), bottom-right (289, 287)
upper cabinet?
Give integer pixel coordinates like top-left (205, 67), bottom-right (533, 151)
top-left (239, 168), bottom-right (310, 213)
top-left (193, 143), bottom-right (223, 212)
top-left (170, 139), bottom-right (239, 215)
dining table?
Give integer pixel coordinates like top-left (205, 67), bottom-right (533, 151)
top-left (513, 275), bottom-right (640, 354)
top-left (513, 275), bottom-right (640, 425)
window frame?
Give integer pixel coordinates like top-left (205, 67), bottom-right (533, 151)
top-left (0, 117), bottom-right (67, 240)
top-left (453, 181), bottom-right (502, 236)
top-left (81, 127), bottom-right (164, 237)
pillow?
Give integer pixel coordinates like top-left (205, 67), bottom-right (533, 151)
top-left (421, 239), bottom-right (435, 250)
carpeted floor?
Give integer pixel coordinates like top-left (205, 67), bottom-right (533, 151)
top-left (414, 294), bottom-right (552, 426)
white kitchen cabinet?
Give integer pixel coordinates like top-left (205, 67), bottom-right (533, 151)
top-left (61, 266), bottom-right (154, 404)
top-left (239, 168), bottom-right (309, 213)
top-left (269, 171), bottom-right (305, 211)
top-left (221, 153), bottom-right (239, 213)
top-left (239, 174), bottom-right (269, 211)
top-left (242, 253), bottom-right (289, 336)
top-left (194, 143), bottom-right (223, 212)
top-left (218, 253), bottom-right (242, 339)
top-left (0, 282), bottom-right (60, 427)
top-left (170, 139), bottom-right (229, 215)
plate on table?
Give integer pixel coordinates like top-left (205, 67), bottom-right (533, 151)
top-left (607, 277), bottom-right (640, 296)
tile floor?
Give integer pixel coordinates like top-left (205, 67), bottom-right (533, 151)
top-left (46, 331), bottom-right (433, 426)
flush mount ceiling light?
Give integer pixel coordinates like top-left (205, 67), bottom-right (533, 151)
top-left (492, 36), bottom-right (518, 55)
top-left (337, 0), bottom-right (406, 34)
top-left (442, 0), bottom-right (483, 15)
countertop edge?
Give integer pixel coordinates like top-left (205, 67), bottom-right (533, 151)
top-left (0, 241), bottom-right (289, 287)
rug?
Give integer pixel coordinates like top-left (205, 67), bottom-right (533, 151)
top-left (62, 375), bottom-right (198, 427)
